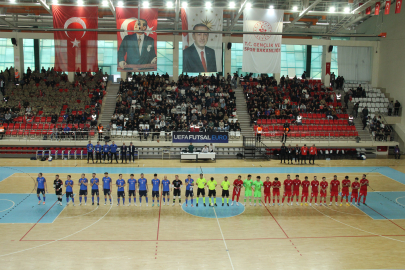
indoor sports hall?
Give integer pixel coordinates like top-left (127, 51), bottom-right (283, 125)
top-left (0, 0), bottom-right (404, 269)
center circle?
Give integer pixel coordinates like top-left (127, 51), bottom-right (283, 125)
top-left (181, 197), bottom-right (245, 218)
top-left (0, 199), bottom-right (15, 213)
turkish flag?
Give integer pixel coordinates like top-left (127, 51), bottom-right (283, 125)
top-left (385, 0), bottom-right (391, 14)
top-left (115, 7), bottom-right (158, 72)
top-left (395, 0), bottom-right (402, 13)
top-left (366, 7), bottom-right (371, 14)
top-left (52, 5), bottom-right (98, 72)
top-left (375, 2), bottom-right (381, 14)
top-left (326, 62), bottom-right (331, 75)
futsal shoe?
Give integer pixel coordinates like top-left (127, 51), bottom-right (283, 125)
top-left (158, 203), bottom-right (160, 207)
top-left (335, 202), bottom-right (338, 206)
top-left (79, 203), bottom-right (82, 206)
top-left (204, 203), bottom-right (206, 207)
top-left (43, 202), bottom-right (45, 205)
top-left (259, 203), bottom-right (262, 206)
top-left (277, 203), bottom-right (280, 206)
top-left (185, 204), bottom-right (188, 207)
top-left (140, 203), bottom-right (142, 206)
top-left (196, 203), bottom-right (198, 207)
top-left (85, 203), bottom-right (86, 206)
top-left (110, 202), bottom-right (112, 205)
top-left (117, 203), bottom-right (119, 206)
top-left (309, 203), bottom-right (312, 206)
top-left (329, 202), bottom-right (332, 206)
top-left (254, 203), bottom-right (256, 206)
top-left (222, 203), bottom-right (224, 206)
top-left (324, 203), bottom-right (327, 206)
top-left (38, 201), bottom-right (41, 205)
top-left (92, 202), bottom-right (94, 205)
top-left (128, 203), bottom-right (131, 206)
top-left (290, 202), bottom-right (293, 206)
top-left (250, 202), bottom-right (253, 206)
top-left (146, 203), bottom-right (148, 206)
top-left (363, 203), bottom-right (367, 206)
top-left (72, 203), bottom-right (75, 206)
top-left (97, 203), bottom-right (99, 206)
top-left (227, 203), bottom-right (229, 206)
top-left (305, 203), bottom-right (308, 206)
top-left (191, 204), bottom-right (193, 207)
top-left (340, 203), bottom-right (343, 206)
top-left (163, 202), bottom-right (166, 205)
top-left (281, 203), bottom-right (284, 206)
top-left (296, 202), bottom-right (299, 206)
top-left (152, 203), bottom-right (154, 207)
top-left (172, 203), bottom-right (175, 206)
top-left (358, 203), bottom-right (360, 206)
top-left (231, 202), bottom-right (234, 206)
top-left (315, 203), bottom-right (318, 206)
top-left (236, 202), bottom-right (239, 206)
top-left (135, 203), bottom-right (138, 206)
top-left (300, 203), bottom-right (303, 206)
top-left (346, 203), bottom-right (350, 206)
top-left (214, 203), bottom-right (217, 206)
top-left (265, 203), bottom-right (267, 206)
top-left (104, 203), bottom-right (106, 205)
top-left (244, 202), bottom-right (246, 206)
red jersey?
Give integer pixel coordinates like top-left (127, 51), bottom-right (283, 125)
top-left (351, 182), bottom-right (360, 193)
top-left (330, 180), bottom-right (340, 192)
top-left (309, 147), bottom-right (317, 155)
top-left (272, 181), bottom-right (281, 190)
top-left (342, 179), bottom-right (351, 192)
top-left (320, 181), bottom-right (328, 191)
top-left (293, 179), bottom-right (301, 192)
top-left (263, 181), bottom-right (272, 193)
top-left (311, 180), bottom-right (319, 192)
top-left (301, 147), bottom-right (308, 155)
top-left (284, 179), bottom-right (293, 192)
top-left (360, 179), bottom-right (369, 191)
top-left (233, 179), bottom-right (244, 192)
top-left (302, 180), bottom-right (310, 193)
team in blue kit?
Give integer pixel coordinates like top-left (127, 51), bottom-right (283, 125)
top-left (87, 141), bottom-right (137, 165)
top-left (78, 173), bottom-right (88, 205)
top-left (90, 173), bottom-right (100, 205)
top-left (35, 173), bottom-right (48, 205)
top-left (151, 174), bottom-right (160, 207)
top-left (116, 174), bottom-right (126, 206)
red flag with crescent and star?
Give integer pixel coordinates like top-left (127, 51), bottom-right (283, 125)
top-left (52, 5), bottom-right (98, 72)
top-left (395, 0), bottom-right (402, 13)
top-left (375, 2), bottom-right (381, 15)
top-left (385, 0), bottom-right (391, 14)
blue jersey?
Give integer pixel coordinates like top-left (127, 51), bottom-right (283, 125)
top-left (151, 179), bottom-right (160, 191)
top-left (95, 144), bottom-right (102, 152)
top-left (110, 144), bottom-right (118, 153)
top-left (138, 178), bottom-right (147, 191)
top-left (162, 179), bottom-right (170, 192)
top-left (79, 178), bottom-right (88, 190)
top-left (65, 180), bottom-right (73, 192)
top-left (102, 177), bottom-right (112, 189)
top-left (127, 178), bottom-right (137, 190)
top-left (87, 144), bottom-right (94, 152)
top-left (37, 177), bottom-right (46, 189)
top-left (103, 145), bottom-right (110, 152)
top-left (185, 178), bottom-right (194, 191)
top-left (90, 178), bottom-right (99, 190)
top-left (116, 179), bottom-right (125, 192)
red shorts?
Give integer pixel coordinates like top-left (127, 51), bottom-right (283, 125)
top-left (330, 191), bottom-right (339, 197)
top-left (351, 192), bottom-right (358, 198)
top-left (359, 190), bottom-right (367, 196)
top-left (302, 192), bottom-right (309, 197)
top-left (233, 188), bottom-right (241, 195)
top-left (320, 192), bottom-right (327, 197)
top-left (283, 192), bottom-right (292, 197)
top-left (264, 192), bottom-right (271, 197)
top-left (292, 190), bottom-right (299, 197)
top-left (273, 190), bottom-right (280, 196)
top-left (311, 192), bottom-right (318, 197)
top-left (341, 190), bottom-right (349, 196)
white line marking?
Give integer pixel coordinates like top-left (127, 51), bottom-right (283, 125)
top-left (213, 207), bottom-right (235, 270)
top-left (0, 195), bottom-right (113, 257)
top-left (395, 196), bottom-right (405, 207)
top-left (312, 206), bottom-right (405, 243)
top-left (58, 206), bottom-right (99, 219)
top-left (320, 205), bottom-right (368, 216)
top-left (0, 199), bottom-right (15, 212)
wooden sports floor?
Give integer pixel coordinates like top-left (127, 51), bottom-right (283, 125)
top-left (1, 158), bottom-right (405, 269)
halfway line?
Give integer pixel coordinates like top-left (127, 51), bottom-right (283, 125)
top-left (213, 207), bottom-right (234, 270)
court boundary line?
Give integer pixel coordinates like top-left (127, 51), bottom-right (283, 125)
top-left (58, 206), bottom-right (99, 220)
top-left (19, 234), bottom-right (405, 242)
top-left (19, 200), bottom-right (58, 241)
top-left (155, 193), bottom-right (163, 260)
top-left (262, 201), bottom-right (289, 238)
top-left (213, 207), bottom-right (235, 270)
top-left (365, 205), bottom-right (405, 232)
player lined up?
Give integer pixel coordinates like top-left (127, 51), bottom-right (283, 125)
top-left (37, 173), bottom-right (369, 207)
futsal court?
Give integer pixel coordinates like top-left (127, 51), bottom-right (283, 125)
top-left (1, 158), bottom-right (405, 269)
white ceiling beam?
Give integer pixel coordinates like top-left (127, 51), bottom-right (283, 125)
top-left (174, 0), bottom-right (180, 31)
top-left (38, 0), bottom-right (52, 14)
top-left (288, 0), bottom-right (323, 28)
top-left (108, 0), bottom-right (116, 18)
top-left (228, 0), bottom-right (248, 31)
top-left (351, 0), bottom-right (376, 14)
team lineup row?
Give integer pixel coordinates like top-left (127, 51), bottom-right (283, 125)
top-left (34, 173), bottom-right (370, 207)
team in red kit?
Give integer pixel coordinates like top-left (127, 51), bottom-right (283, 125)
top-left (229, 174), bottom-right (369, 207)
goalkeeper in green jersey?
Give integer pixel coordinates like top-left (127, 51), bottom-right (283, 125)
top-left (243, 174), bottom-right (253, 206)
top-left (252, 176), bottom-right (264, 206)
top-left (221, 176), bottom-right (231, 206)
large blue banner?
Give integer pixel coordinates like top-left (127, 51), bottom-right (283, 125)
top-left (172, 132), bottom-right (229, 143)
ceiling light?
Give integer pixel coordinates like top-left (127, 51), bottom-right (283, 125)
top-left (143, 1), bottom-right (149, 7)
top-left (316, 22), bottom-right (330, 25)
top-left (118, 1), bottom-right (123, 6)
top-left (229, 2), bottom-right (235, 8)
top-left (9, 0), bottom-right (15, 3)
top-left (166, 1), bottom-right (173, 8)
top-left (344, 7), bottom-right (350, 13)
top-left (246, 3), bottom-right (252, 9)
top-left (78, 0), bottom-right (83, 6)
top-left (329, 6), bottom-right (335, 12)
top-left (206, 2), bottom-right (211, 8)
top-left (53, 0), bottom-right (58, 4)
top-left (102, 0), bottom-right (108, 6)
top-left (269, 5), bottom-right (274, 9)
top-left (182, 2), bottom-right (187, 8)
top-left (292, 6), bottom-right (298, 11)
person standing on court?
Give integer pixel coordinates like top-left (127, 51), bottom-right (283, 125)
top-left (90, 173), bottom-right (100, 206)
top-left (78, 173), bottom-right (88, 206)
top-left (116, 174), bottom-right (126, 206)
top-left (53, 174), bottom-right (63, 206)
top-left (127, 174), bottom-right (137, 206)
top-left (128, 142), bottom-right (136, 163)
top-left (121, 142), bottom-right (127, 163)
top-left (301, 144), bottom-right (308, 164)
top-left (221, 176), bottom-right (231, 206)
top-left (95, 141), bottom-right (102, 163)
top-left (110, 141), bottom-right (118, 163)
top-left (102, 172), bottom-right (112, 205)
top-left (35, 173), bottom-right (47, 205)
top-left (287, 144), bottom-right (293, 164)
top-left (196, 173), bottom-right (207, 207)
top-left (151, 174), bottom-right (160, 207)
top-left (161, 175), bottom-right (170, 206)
top-left (309, 144), bottom-right (317, 164)
top-left (171, 175), bottom-right (183, 206)
top-left (280, 143), bottom-right (286, 164)
top-left (102, 141), bottom-right (110, 163)
top-left (207, 177), bottom-right (218, 207)
top-left (185, 174), bottom-right (194, 207)
top-left (65, 175), bottom-right (75, 206)
top-left (138, 173), bottom-right (149, 206)
top-left (87, 140), bottom-right (94, 164)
